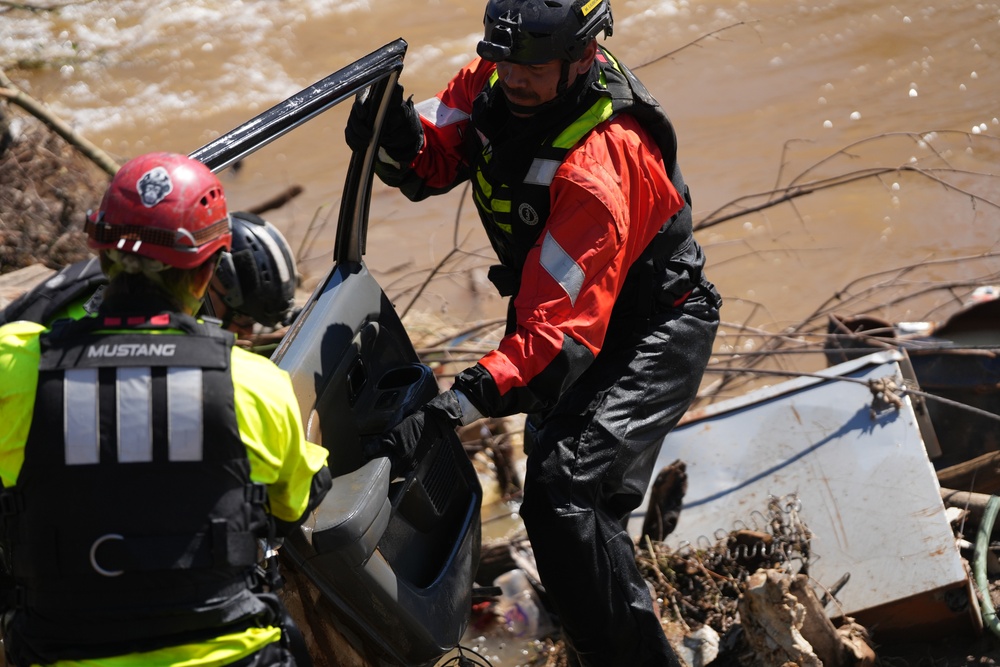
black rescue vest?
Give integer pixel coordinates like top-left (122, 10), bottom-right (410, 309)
top-left (0, 257), bottom-right (107, 326)
top-left (467, 47), bottom-right (700, 304)
top-left (0, 312), bottom-right (271, 664)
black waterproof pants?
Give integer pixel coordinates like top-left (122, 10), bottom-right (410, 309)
top-left (519, 283), bottom-right (720, 667)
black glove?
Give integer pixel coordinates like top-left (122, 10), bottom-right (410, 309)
top-left (344, 81), bottom-right (424, 165)
top-left (363, 391), bottom-right (464, 478)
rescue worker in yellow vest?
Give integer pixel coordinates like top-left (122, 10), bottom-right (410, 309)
top-left (346, 0), bottom-right (721, 664)
top-left (0, 152), bottom-right (332, 667)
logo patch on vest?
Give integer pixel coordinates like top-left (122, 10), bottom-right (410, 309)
top-left (518, 203), bottom-right (539, 226)
top-left (86, 342), bottom-right (177, 358)
top-left (137, 167), bottom-right (173, 208)
top-left (45, 273), bottom-right (67, 289)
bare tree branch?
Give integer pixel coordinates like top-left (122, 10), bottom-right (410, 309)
top-left (633, 21), bottom-right (758, 71)
top-left (0, 69), bottom-right (120, 176)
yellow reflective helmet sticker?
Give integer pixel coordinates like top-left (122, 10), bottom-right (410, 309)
top-left (580, 0), bottom-right (602, 17)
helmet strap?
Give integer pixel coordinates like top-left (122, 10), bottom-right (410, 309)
top-left (556, 60), bottom-right (572, 96)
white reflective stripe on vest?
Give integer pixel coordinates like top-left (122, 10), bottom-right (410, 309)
top-left (62, 367), bottom-right (205, 464)
top-left (65, 368), bottom-right (99, 465)
top-left (524, 158), bottom-right (561, 186)
top-left (540, 231), bottom-right (585, 306)
top-left (117, 367), bottom-right (152, 462)
top-left (415, 97), bottom-right (469, 128)
top-left (167, 367), bottom-right (203, 461)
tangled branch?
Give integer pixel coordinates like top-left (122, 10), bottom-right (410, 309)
top-left (0, 68), bottom-right (120, 175)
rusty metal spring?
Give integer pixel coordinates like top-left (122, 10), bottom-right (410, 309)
top-left (674, 493), bottom-right (811, 568)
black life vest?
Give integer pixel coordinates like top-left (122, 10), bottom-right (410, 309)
top-left (0, 312), bottom-right (271, 665)
top-left (0, 257), bottom-right (107, 327)
top-left (467, 47), bottom-right (698, 301)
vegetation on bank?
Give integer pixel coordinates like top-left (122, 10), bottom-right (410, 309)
top-left (0, 112), bottom-right (105, 273)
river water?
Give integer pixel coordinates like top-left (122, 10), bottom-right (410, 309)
top-left (3, 0), bottom-right (999, 664)
top-left (5, 0), bottom-right (999, 335)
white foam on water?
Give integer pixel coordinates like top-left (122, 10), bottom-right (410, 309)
top-left (1, 1), bottom-right (335, 139)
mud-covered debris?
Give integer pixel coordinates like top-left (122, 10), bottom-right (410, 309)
top-left (0, 113), bottom-right (106, 274)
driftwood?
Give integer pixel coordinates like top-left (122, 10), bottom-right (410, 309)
top-left (0, 264), bottom-right (54, 308)
top-left (937, 451), bottom-right (1000, 497)
top-left (739, 570), bottom-right (876, 667)
top-left (246, 185), bottom-right (305, 216)
top-left (0, 68), bottom-right (120, 176)
top-left (640, 459), bottom-right (687, 542)
top-left (940, 486), bottom-right (1000, 532)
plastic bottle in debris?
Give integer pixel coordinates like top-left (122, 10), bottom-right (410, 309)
top-left (493, 568), bottom-right (548, 639)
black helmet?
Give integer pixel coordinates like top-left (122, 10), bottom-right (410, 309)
top-left (477, 0), bottom-right (613, 64)
top-left (215, 211), bottom-right (297, 328)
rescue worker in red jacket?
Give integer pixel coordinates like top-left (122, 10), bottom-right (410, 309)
top-left (346, 0), bottom-right (720, 664)
top-left (0, 152), bottom-right (332, 667)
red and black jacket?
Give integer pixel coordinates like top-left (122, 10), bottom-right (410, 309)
top-left (377, 47), bottom-right (708, 418)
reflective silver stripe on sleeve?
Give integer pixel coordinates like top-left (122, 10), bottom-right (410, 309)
top-left (65, 368), bottom-right (100, 465)
top-left (540, 231), bottom-right (585, 306)
top-left (524, 158), bottom-right (561, 186)
top-left (117, 367), bottom-right (152, 463)
top-left (414, 97), bottom-right (469, 128)
top-left (167, 368), bottom-right (203, 461)
top-left (377, 146), bottom-right (401, 169)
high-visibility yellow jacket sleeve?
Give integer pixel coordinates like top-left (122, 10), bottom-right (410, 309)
top-left (230, 346), bottom-right (329, 525)
top-left (0, 321), bottom-right (43, 489)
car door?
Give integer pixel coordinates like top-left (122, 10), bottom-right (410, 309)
top-left (190, 39), bottom-right (482, 667)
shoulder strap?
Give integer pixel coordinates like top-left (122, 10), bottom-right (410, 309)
top-left (0, 258), bottom-right (106, 326)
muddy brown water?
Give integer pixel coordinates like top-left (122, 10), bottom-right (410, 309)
top-left (3, 0), bottom-right (1000, 664)
top-left (6, 0), bottom-right (998, 333)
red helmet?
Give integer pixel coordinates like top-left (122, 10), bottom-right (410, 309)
top-left (86, 152), bottom-right (232, 269)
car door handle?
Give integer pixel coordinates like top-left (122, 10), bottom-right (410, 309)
top-left (347, 356), bottom-right (367, 406)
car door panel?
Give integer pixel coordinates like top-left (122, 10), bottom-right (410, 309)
top-left (191, 39), bottom-right (482, 667)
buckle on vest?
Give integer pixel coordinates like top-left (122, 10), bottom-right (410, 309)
top-left (245, 483), bottom-right (267, 505)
